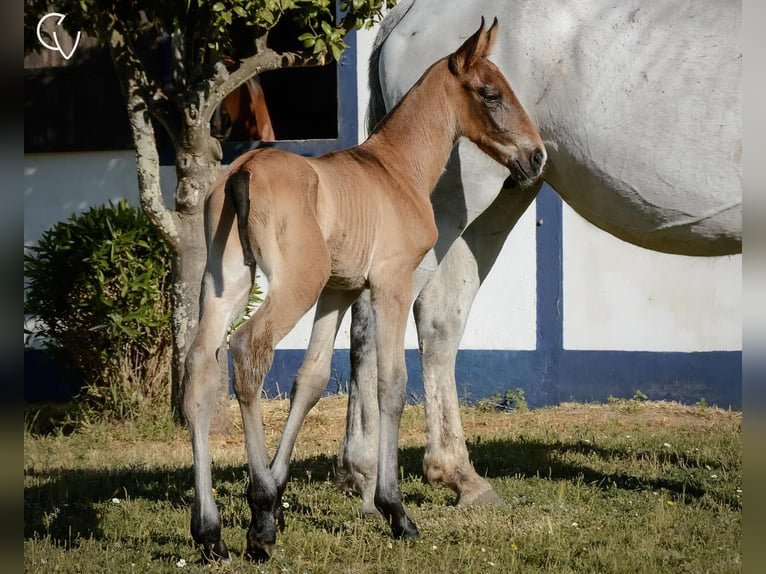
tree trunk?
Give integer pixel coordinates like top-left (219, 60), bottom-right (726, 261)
top-left (124, 88), bottom-right (232, 430)
top-left (171, 117), bottom-right (233, 431)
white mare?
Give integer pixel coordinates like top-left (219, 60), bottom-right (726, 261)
top-left (340, 0), bottom-right (741, 511)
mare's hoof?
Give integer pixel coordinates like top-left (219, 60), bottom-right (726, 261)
top-left (200, 538), bottom-right (230, 563)
top-left (458, 486), bottom-right (505, 507)
top-left (358, 500), bottom-right (383, 519)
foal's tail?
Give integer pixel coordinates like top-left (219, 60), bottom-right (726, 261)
top-left (225, 169), bottom-right (257, 267)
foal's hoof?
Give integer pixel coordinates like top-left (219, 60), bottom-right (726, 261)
top-left (392, 515), bottom-right (420, 541)
top-left (246, 519), bottom-right (277, 562)
top-left (245, 542), bottom-right (275, 563)
top-left (274, 504), bottom-right (286, 532)
top-left (199, 538), bottom-right (230, 563)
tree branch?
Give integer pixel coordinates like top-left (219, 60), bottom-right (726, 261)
top-left (97, 9), bottom-right (180, 250)
top-left (200, 32), bottom-right (329, 124)
top-left (95, 4), bottom-right (182, 144)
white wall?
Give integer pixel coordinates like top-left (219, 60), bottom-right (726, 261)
top-left (562, 205), bottom-right (741, 352)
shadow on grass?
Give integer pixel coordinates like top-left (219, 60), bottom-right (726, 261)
top-left (465, 436), bottom-right (740, 508)
top-left (24, 437), bottom-right (738, 548)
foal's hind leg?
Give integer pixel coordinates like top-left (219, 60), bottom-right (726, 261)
top-left (230, 247), bottom-right (330, 561)
top-left (184, 263), bottom-right (252, 562)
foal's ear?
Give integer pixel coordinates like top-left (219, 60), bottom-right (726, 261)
top-left (449, 17), bottom-right (499, 75)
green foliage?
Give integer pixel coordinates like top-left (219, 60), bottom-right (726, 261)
top-left (476, 387), bottom-right (529, 413)
top-left (229, 279), bottom-right (264, 334)
top-left (633, 389), bottom-right (649, 402)
top-left (25, 0), bottom-right (397, 66)
top-left (25, 200), bottom-right (173, 420)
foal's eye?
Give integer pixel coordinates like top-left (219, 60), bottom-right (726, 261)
top-left (479, 88), bottom-right (501, 104)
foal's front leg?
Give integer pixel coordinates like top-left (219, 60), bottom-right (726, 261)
top-left (370, 277), bottom-right (419, 540)
top-left (270, 288), bottom-right (360, 517)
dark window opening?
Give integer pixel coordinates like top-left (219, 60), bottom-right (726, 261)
top-left (25, 12), bottom-right (347, 154)
top-left (24, 44), bottom-right (134, 153)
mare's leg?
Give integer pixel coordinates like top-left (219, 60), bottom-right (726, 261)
top-left (230, 240), bottom-right (330, 561)
top-left (416, 182), bottom-right (541, 505)
top-left (370, 274), bottom-right (419, 540)
top-left (270, 287), bottom-right (360, 513)
top-left (338, 289), bottom-right (381, 516)
top-left (184, 260), bottom-right (252, 562)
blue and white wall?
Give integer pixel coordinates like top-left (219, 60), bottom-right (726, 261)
top-left (24, 24), bottom-right (742, 408)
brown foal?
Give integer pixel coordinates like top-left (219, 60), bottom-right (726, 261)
top-left (183, 18), bottom-right (545, 562)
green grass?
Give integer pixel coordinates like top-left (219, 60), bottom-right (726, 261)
top-left (24, 397), bottom-right (741, 573)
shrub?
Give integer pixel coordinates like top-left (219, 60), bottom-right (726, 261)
top-left (24, 200), bottom-right (173, 420)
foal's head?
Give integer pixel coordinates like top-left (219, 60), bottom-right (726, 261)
top-left (448, 18), bottom-right (546, 184)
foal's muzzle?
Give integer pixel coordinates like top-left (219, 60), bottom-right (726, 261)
top-left (508, 146), bottom-right (546, 184)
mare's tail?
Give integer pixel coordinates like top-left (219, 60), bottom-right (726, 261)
top-left (225, 169), bottom-right (257, 267)
top-left (366, 0), bottom-right (416, 134)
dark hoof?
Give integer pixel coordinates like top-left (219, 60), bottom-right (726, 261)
top-left (274, 504), bottom-right (286, 532)
top-left (245, 542), bottom-right (275, 562)
top-left (199, 538), bottom-right (230, 563)
top-left (392, 516), bottom-right (420, 541)
top-left (246, 516), bottom-right (277, 562)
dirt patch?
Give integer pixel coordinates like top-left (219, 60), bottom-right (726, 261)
top-left (211, 396), bottom-right (740, 457)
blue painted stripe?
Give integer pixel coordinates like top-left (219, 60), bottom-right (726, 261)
top-left (238, 347), bottom-right (741, 409)
top-left (533, 184), bottom-right (563, 406)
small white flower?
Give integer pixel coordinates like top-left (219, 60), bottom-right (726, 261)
top-left (387, 542), bottom-right (393, 549)
top-left (705, 465), bottom-right (712, 470)
top-left (583, 439), bottom-right (591, 444)
top-left (431, 545), bottom-right (438, 551)
top-left (481, 547), bottom-right (486, 553)
top-left (711, 474), bottom-right (718, 479)
top-left (736, 488), bottom-right (742, 494)
top-left (662, 442), bottom-right (671, 448)
top-left (176, 558), bottom-right (187, 568)
top-left (112, 498), bottom-right (121, 504)
top-left (282, 501), bottom-right (290, 509)
top-left (571, 522), bottom-right (579, 527)
top-left (488, 561), bottom-right (496, 566)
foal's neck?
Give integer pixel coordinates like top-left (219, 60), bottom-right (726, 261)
top-left (362, 60), bottom-right (460, 196)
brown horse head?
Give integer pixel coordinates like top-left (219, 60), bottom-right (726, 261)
top-left (448, 18), bottom-right (546, 184)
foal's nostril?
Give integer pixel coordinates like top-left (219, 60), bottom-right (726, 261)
top-left (531, 148), bottom-right (545, 174)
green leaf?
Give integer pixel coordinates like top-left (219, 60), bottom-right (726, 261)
top-left (331, 42), bottom-right (343, 62)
